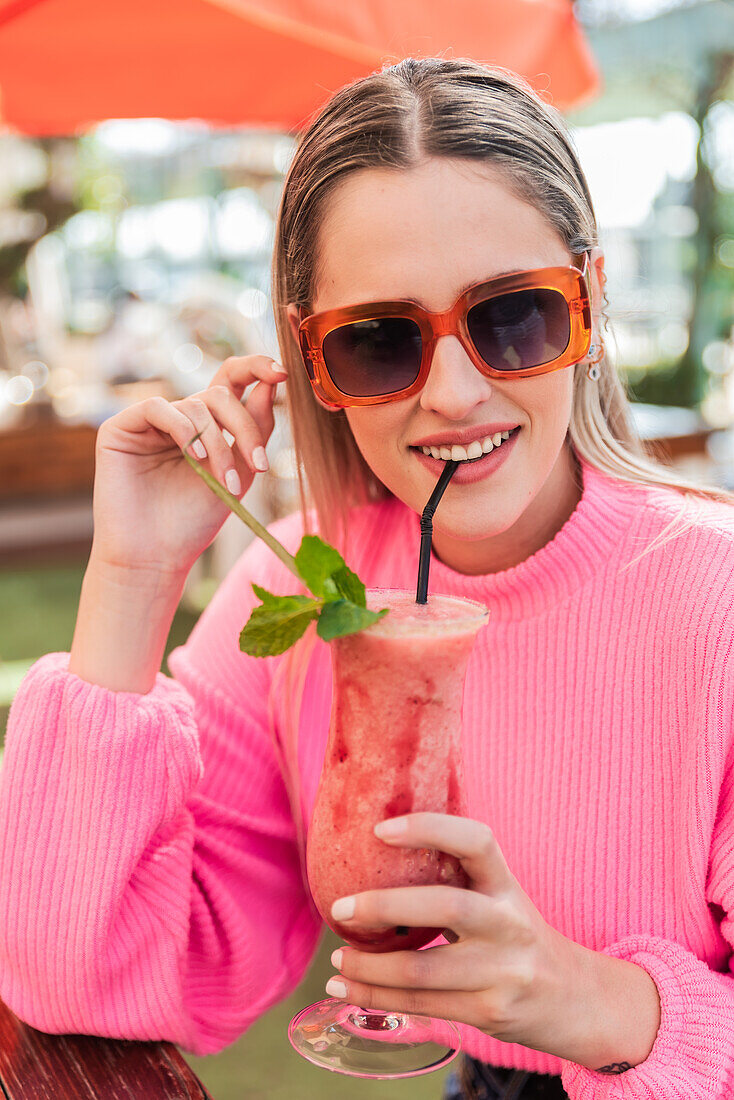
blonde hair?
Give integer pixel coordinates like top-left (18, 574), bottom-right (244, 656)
top-left (271, 56), bottom-right (733, 551)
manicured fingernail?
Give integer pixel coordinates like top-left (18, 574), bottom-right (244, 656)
top-left (252, 446), bottom-right (269, 472)
top-left (331, 896), bottom-right (355, 921)
top-left (272, 362), bottom-right (288, 375)
top-left (374, 817), bottom-right (408, 839)
top-left (325, 978), bottom-right (347, 998)
top-left (331, 948), bottom-right (344, 969)
top-left (225, 469), bottom-right (241, 496)
top-left (191, 440), bottom-right (207, 460)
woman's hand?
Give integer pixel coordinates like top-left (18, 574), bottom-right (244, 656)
top-left (91, 355), bottom-right (287, 580)
top-left (324, 812), bottom-right (642, 1067)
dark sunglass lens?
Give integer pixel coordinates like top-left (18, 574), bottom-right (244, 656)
top-left (467, 288), bottom-right (570, 371)
top-left (322, 317), bottom-right (422, 397)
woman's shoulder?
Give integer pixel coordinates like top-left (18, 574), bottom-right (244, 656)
top-left (585, 455), bottom-right (732, 546)
top-left (632, 475), bottom-right (734, 552)
top-left (619, 475), bottom-right (734, 627)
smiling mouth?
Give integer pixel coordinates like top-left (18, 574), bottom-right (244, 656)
top-left (410, 426), bottom-right (522, 464)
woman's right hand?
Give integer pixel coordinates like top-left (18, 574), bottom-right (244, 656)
top-left (90, 354), bottom-right (288, 581)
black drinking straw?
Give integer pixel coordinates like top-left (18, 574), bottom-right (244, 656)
top-left (415, 460), bottom-right (459, 604)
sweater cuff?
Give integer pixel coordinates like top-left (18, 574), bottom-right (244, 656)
top-left (561, 935), bottom-right (734, 1099)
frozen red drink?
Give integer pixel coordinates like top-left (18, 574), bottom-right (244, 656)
top-left (307, 589), bottom-right (489, 953)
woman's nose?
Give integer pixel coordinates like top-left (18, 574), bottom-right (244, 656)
top-left (418, 334), bottom-right (493, 419)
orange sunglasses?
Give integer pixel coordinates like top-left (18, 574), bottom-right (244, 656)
top-left (297, 254), bottom-right (593, 408)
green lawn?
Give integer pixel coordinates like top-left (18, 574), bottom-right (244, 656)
top-left (0, 560), bottom-right (198, 744)
top-left (0, 561), bottom-right (452, 1099)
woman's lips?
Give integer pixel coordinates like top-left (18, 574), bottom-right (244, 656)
top-left (411, 427), bottom-right (521, 484)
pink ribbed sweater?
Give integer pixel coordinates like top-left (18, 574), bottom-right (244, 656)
top-left (1, 457), bottom-right (733, 1098)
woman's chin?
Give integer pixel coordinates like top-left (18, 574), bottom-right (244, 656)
top-left (381, 481), bottom-right (515, 543)
top-left (430, 505), bottom-right (516, 545)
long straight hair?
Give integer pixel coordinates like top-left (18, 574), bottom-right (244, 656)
top-left (271, 56), bottom-right (733, 551)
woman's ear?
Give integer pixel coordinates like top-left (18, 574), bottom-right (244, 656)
top-left (285, 301), bottom-right (342, 414)
top-left (286, 302), bottom-right (301, 346)
top-left (586, 246), bottom-right (606, 329)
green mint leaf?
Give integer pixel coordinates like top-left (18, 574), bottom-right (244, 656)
top-left (322, 576), bottom-right (339, 599)
top-left (294, 535), bottom-right (347, 598)
top-left (240, 586), bottom-right (322, 656)
top-left (293, 535), bottom-right (366, 606)
top-left (329, 564), bottom-right (366, 607)
top-left (251, 583), bottom-right (291, 606)
top-left (316, 599), bottom-right (388, 642)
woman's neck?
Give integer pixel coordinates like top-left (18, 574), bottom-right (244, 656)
top-left (429, 444), bottom-right (583, 576)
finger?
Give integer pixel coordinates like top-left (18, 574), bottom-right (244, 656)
top-left (374, 813), bottom-right (513, 895)
top-left (242, 379), bottom-right (277, 443)
top-left (331, 885), bottom-right (493, 940)
top-left (210, 354), bottom-right (287, 399)
top-left (331, 942), bottom-right (492, 993)
top-left (322, 976), bottom-right (482, 1034)
top-left (110, 396), bottom-right (209, 459)
top-left (199, 384), bottom-right (273, 474)
top-left (173, 396), bottom-right (243, 496)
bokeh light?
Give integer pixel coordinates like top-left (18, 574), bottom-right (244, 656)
top-left (4, 375), bottom-right (34, 405)
top-left (173, 344), bottom-right (204, 373)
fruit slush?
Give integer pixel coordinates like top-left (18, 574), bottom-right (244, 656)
top-left (307, 589), bottom-right (488, 953)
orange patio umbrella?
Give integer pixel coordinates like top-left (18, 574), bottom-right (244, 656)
top-left (0, 0), bottom-right (599, 136)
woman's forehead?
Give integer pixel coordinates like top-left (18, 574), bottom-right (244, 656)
top-left (312, 163), bottom-right (569, 312)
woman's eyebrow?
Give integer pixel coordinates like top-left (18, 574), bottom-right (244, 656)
top-left (380, 270), bottom-right (521, 301)
top-left (440, 269), bottom-right (523, 300)
top-left (326, 266), bottom-right (541, 312)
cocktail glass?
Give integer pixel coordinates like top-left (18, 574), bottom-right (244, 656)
top-left (288, 589), bottom-right (489, 1078)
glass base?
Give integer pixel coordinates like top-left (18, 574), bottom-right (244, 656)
top-left (288, 998), bottom-right (461, 1079)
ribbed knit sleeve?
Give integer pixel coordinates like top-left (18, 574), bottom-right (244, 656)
top-left (0, 515), bottom-right (322, 1055)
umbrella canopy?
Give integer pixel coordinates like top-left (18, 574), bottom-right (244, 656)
top-left (0, 0), bottom-right (599, 135)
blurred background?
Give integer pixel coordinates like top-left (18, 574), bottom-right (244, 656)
top-left (0, 0), bottom-right (732, 1095)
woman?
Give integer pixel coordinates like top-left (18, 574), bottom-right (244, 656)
top-left (1, 58), bottom-right (732, 1100)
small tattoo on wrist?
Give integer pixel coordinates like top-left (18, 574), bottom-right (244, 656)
top-left (596, 1062), bottom-right (632, 1075)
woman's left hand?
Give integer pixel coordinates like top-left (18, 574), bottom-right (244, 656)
top-left (325, 812), bottom-right (595, 1058)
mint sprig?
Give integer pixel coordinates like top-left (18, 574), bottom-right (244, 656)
top-left (183, 442), bottom-right (388, 656)
top-left (240, 586), bottom-right (322, 657)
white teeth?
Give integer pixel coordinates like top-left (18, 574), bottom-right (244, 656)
top-left (417, 428), bottom-right (517, 462)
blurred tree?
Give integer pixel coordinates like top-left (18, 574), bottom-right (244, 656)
top-left (0, 138), bottom-right (79, 297)
top-left (572, 0), bottom-right (734, 409)
top-left (677, 52), bottom-right (733, 405)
